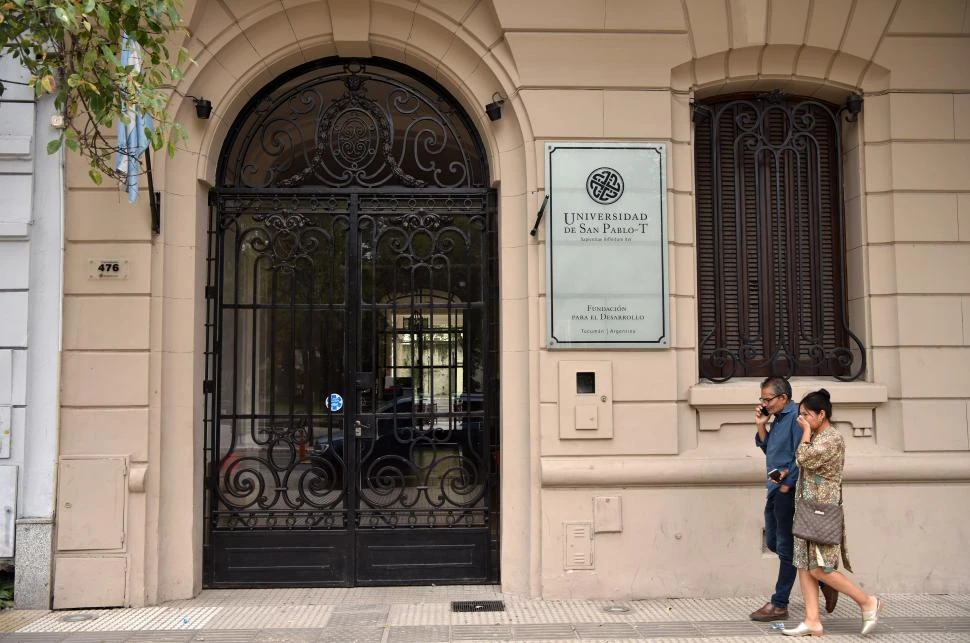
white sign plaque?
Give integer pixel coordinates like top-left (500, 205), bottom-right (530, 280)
top-left (545, 142), bottom-right (669, 348)
top-left (88, 259), bottom-right (129, 280)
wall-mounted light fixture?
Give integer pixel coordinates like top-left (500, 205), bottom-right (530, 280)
top-left (187, 95), bottom-right (212, 119)
top-left (844, 93), bottom-right (863, 122)
top-left (485, 92), bottom-right (505, 121)
top-left (690, 100), bottom-right (711, 125)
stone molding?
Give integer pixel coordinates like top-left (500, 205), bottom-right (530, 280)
top-left (689, 379), bottom-right (888, 438)
top-left (541, 452), bottom-right (970, 487)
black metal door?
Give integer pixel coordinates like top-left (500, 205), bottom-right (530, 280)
top-left (202, 60), bottom-right (498, 588)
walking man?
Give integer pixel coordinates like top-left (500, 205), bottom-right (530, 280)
top-left (749, 376), bottom-right (838, 622)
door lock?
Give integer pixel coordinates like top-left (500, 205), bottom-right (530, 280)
top-left (354, 420), bottom-right (370, 437)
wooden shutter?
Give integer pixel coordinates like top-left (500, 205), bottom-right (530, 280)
top-left (694, 93), bottom-right (860, 381)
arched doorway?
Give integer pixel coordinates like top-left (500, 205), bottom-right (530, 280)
top-left (203, 59), bottom-right (499, 587)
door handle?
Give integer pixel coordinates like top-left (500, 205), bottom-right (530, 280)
top-left (354, 420), bottom-right (371, 438)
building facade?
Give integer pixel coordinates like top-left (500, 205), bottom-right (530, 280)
top-left (0, 58), bottom-right (64, 609)
top-left (43, 0), bottom-right (970, 608)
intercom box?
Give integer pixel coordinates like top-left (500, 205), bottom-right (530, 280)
top-left (558, 361), bottom-right (613, 439)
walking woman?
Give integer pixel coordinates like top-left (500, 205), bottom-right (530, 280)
top-left (781, 389), bottom-right (884, 637)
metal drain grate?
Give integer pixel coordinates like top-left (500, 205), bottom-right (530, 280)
top-left (451, 600), bottom-right (505, 612)
top-left (59, 613), bottom-right (99, 622)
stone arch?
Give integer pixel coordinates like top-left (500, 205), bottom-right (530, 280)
top-left (671, 44), bottom-right (890, 102)
top-left (169, 3), bottom-right (527, 190)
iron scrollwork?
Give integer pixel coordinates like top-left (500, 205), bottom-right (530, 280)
top-left (220, 60), bottom-right (487, 190)
top-left (695, 92), bottom-right (866, 382)
top-left (205, 57), bottom-right (497, 586)
top-left (217, 417), bottom-right (347, 528)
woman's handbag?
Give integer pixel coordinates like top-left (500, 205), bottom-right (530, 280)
top-left (792, 470), bottom-right (844, 546)
top-left (792, 498), bottom-right (843, 545)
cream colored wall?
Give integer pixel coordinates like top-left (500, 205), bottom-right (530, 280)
top-left (865, 1), bottom-right (970, 454)
top-left (52, 0), bottom-right (970, 608)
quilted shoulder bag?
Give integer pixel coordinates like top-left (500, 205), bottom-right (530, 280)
top-left (792, 473), bottom-right (844, 545)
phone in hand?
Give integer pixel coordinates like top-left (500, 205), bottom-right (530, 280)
top-left (759, 405), bottom-right (770, 419)
top-left (767, 468), bottom-right (784, 483)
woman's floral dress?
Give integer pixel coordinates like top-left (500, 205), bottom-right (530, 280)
top-left (792, 425), bottom-right (852, 572)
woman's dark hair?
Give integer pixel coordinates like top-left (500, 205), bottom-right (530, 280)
top-left (800, 388), bottom-right (833, 420)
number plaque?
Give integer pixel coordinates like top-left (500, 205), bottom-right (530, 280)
top-left (88, 259), bottom-right (129, 280)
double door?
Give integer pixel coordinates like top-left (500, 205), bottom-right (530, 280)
top-left (204, 190), bottom-right (498, 587)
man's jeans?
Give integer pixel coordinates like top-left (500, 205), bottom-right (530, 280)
top-left (764, 486), bottom-right (796, 608)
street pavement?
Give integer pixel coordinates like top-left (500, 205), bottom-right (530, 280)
top-left (1, 585), bottom-right (968, 642)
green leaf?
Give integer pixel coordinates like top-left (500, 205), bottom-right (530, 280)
top-left (99, 44), bottom-right (119, 67)
top-left (47, 137), bottom-right (62, 154)
top-left (95, 3), bottom-right (110, 26)
top-left (151, 128), bottom-right (164, 150)
top-left (88, 169), bottom-right (103, 185)
top-left (53, 6), bottom-right (71, 26)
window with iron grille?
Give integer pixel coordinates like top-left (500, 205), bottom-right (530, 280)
top-left (693, 91), bottom-right (865, 382)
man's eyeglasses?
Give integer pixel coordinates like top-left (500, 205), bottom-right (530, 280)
top-left (759, 393), bottom-right (783, 403)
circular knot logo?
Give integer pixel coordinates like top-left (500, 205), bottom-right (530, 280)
top-left (586, 167), bottom-right (624, 204)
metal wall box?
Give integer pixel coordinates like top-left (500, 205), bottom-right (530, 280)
top-left (0, 465), bottom-right (16, 557)
top-left (56, 457), bottom-right (126, 551)
top-left (559, 361), bottom-right (613, 439)
top-left (593, 496), bottom-right (622, 533)
top-left (563, 521), bottom-right (594, 570)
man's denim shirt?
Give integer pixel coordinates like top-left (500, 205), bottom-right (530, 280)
top-left (754, 401), bottom-right (800, 490)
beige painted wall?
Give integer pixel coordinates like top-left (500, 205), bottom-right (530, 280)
top-left (52, 0), bottom-right (970, 608)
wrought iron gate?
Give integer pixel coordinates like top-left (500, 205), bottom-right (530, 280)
top-left (203, 60), bottom-right (499, 587)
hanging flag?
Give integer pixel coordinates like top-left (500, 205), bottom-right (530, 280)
top-left (116, 33), bottom-right (153, 204)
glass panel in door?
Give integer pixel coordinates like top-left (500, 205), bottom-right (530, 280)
top-left (355, 210), bottom-right (489, 528)
top-left (214, 211), bottom-right (350, 530)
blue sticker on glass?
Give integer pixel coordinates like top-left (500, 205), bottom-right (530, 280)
top-left (327, 393), bottom-right (343, 412)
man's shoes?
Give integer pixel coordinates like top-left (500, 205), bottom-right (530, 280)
top-left (749, 602), bottom-right (789, 622)
top-left (821, 584), bottom-right (839, 613)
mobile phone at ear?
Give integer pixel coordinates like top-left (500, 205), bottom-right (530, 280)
top-left (768, 468), bottom-right (783, 482)
top-left (759, 405), bottom-right (770, 418)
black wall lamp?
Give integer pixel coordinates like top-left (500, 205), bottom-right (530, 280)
top-left (844, 93), bottom-right (863, 122)
top-left (485, 92), bottom-right (505, 121)
top-left (690, 100), bottom-right (712, 124)
top-left (187, 95), bottom-right (212, 119)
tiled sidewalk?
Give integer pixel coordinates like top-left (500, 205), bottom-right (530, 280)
top-left (1, 586), bottom-right (969, 641)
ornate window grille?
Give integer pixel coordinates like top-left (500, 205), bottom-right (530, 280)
top-left (693, 91), bottom-right (866, 382)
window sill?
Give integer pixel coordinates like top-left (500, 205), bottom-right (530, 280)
top-left (687, 379), bottom-right (888, 437)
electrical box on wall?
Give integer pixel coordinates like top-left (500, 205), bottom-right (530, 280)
top-left (558, 361), bottom-right (613, 439)
top-left (0, 465), bottom-right (16, 557)
top-left (563, 522), bottom-right (594, 570)
top-left (56, 456), bottom-right (127, 551)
